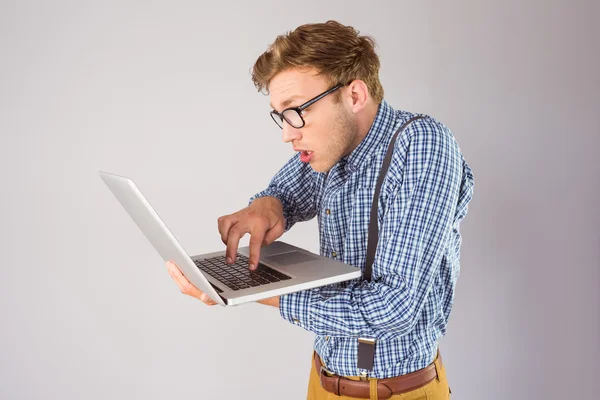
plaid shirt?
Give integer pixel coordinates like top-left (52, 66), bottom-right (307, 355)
top-left (250, 100), bottom-right (474, 378)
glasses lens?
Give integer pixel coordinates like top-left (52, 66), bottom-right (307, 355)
top-left (270, 112), bottom-right (284, 129)
top-left (282, 109), bottom-right (304, 128)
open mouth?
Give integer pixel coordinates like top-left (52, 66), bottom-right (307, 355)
top-left (299, 150), bottom-right (314, 163)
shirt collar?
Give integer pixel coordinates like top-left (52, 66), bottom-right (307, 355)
top-left (342, 99), bottom-right (397, 173)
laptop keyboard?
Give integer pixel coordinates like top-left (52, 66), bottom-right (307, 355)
top-left (193, 253), bottom-right (291, 291)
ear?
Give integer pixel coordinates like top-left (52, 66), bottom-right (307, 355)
top-left (345, 80), bottom-right (370, 114)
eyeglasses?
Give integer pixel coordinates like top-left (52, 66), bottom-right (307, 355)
top-left (270, 84), bottom-right (344, 129)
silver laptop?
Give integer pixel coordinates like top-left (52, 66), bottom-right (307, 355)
top-left (99, 171), bottom-right (362, 306)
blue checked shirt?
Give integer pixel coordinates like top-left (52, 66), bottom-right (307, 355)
top-left (249, 100), bottom-right (474, 378)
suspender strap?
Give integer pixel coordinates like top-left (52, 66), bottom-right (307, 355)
top-left (363, 115), bottom-right (426, 282)
top-left (357, 115), bottom-right (426, 373)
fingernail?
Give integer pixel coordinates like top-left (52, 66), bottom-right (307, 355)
top-left (226, 257), bottom-right (232, 264)
top-left (249, 263), bottom-right (255, 270)
top-left (201, 294), bottom-right (207, 302)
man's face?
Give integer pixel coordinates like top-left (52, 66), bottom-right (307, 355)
top-left (269, 68), bottom-right (359, 173)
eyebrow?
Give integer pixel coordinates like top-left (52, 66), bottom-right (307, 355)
top-left (270, 95), bottom-right (303, 112)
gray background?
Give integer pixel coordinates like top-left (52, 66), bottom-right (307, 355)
top-left (1, 1), bottom-right (598, 399)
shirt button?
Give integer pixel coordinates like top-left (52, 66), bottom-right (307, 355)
top-left (293, 318), bottom-right (300, 324)
top-left (326, 209), bottom-right (331, 215)
top-left (326, 336), bottom-right (330, 342)
top-left (332, 252), bottom-right (337, 258)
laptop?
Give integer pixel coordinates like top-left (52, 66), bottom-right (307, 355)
top-left (99, 171), bottom-right (362, 306)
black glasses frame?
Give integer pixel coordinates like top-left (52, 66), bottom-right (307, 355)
top-left (270, 84), bottom-right (344, 129)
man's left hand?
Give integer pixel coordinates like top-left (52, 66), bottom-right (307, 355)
top-left (166, 261), bottom-right (280, 308)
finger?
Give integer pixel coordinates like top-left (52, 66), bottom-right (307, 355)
top-left (248, 227), bottom-right (267, 270)
top-left (226, 223), bottom-right (247, 264)
top-left (167, 263), bottom-right (186, 292)
top-left (169, 263), bottom-right (204, 299)
top-left (262, 222), bottom-right (285, 246)
top-left (200, 293), bottom-right (217, 306)
top-left (167, 263), bottom-right (217, 306)
top-left (168, 263), bottom-right (189, 292)
top-left (168, 263), bottom-right (216, 305)
top-left (218, 214), bottom-right (239, 245)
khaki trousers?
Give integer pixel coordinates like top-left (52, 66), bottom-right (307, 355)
top-left (306, 352), bottom-right (451, 400)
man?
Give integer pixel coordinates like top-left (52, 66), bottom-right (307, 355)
top-left (166, 20), bottom-right (474, 399)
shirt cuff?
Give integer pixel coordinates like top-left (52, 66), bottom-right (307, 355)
top-left (279, 289), bottom-right (316, 331)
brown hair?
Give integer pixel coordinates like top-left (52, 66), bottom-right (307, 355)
top-left (251, 20), bottom-right (384, 104)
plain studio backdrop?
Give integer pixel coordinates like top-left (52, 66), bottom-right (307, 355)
top-left (1, 1), bottom-right (598, 399)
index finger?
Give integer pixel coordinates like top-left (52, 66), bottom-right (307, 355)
top-left (225, 223), bottom-right (247, 263)
top-left (248, 227), bottom-right (266, 271)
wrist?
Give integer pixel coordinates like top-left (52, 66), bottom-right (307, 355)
top-left (252, 196), bottom-right (283, 215)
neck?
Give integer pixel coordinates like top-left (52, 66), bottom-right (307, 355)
top-left (347, 101), bottom-right (380, 153)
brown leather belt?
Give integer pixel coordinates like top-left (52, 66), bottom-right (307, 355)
top-left (314, 351), bottom-right (439, 399)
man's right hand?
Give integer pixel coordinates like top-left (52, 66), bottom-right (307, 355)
top-left (217, 196), bottom-right (286, 270)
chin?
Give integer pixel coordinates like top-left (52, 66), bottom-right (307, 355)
top-left (310, 161), bottom-right (334, 173)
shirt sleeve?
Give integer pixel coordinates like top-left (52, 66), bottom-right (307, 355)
top-left (249, 152), bottom-right (318, 232)
top-left (279, 120), bottom-right (468, 340)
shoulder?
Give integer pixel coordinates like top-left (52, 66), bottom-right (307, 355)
top-left (387, 110), bottom-right (460, 183)
top-left (394, 110), bottom-right (455, 149)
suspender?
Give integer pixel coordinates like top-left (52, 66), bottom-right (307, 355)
top-left (357, 115), bottom-right (425, 372)
top-left (363, 115), bottom-right (425, 282)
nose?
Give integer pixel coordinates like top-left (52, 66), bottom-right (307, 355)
top-left (282, 123), bottom-right (302, 143)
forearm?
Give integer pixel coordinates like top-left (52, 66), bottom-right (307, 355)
top-left (278, 278), bottom-right (428, 340)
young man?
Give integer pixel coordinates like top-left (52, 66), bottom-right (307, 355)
top-left (167, 20), bottom-right (474, 399)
